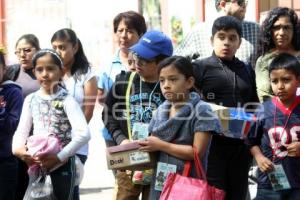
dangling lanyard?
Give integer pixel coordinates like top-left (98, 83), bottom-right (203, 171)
top-left (272, 97), bottom-right (293, 161)
top-left (126, 72), bottom-right (137, 140)
top-left (139, 79), bottom-right (159, 121)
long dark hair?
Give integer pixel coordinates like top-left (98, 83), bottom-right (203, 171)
top-left (259, 7), bottom-right (300, 55)
top-left (51, 28), bottom-right (90, 78)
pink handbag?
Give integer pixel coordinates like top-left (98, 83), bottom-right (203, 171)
top-left (159, 150), bottom-right (226, 200)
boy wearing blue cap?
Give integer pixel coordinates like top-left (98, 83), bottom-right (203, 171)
top-left (103, 30), bottom-right (173, 200)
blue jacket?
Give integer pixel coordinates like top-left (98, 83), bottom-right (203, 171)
top-left (0, 81), bottom-right (23, 158)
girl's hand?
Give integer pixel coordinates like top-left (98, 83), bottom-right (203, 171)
top-left (255, 154), bottom-right (274, 173)
top-left (20, 152), bottom-right (37, 166)
top-left (14, 148), bottom-right (37, 166)
top-left (38, 154), bottom-right (61, 171)
top-left (138, 136), bottom-right (164, 152)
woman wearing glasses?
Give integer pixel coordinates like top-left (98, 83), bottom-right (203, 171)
top-left (7, 34), bottom-right (40, 97)
top-left (256, 7), bottom-right (300, 102)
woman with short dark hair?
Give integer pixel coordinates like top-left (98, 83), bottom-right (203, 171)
top-left (98, 11), bottom-right (147, 146)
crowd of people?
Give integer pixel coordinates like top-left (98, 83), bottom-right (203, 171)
top-left (1, 0), bottom-right (300, 200)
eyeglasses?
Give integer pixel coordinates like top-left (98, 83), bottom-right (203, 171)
top-left (272, 25), bottom-right (293, 32)
top-left (132, 53), bottom-right (155, 67)
top-left (14, 48), bottom-right (35, 56)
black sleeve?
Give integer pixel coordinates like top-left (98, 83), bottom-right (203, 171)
top-left (247, 64), bottom-right (260, 103)
top-left (102, 72), bottom-right (128, 145)
top-left (5, 64), bottom-right (20, 81)
top-left (192, 60), bottom-right (205, 92)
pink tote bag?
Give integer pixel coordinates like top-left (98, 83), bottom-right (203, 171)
top-left (159, 149), bottom-right (225, 200)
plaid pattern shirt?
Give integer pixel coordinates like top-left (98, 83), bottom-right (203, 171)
top-left (175, 20), bottom-right (260, 68)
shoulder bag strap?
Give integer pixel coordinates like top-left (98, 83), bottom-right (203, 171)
top-left (182, 148), bottom-right (206, 181)
top-left (193, 147), bottom-right (207, 181)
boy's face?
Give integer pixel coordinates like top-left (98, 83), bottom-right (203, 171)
top-left (211, 29), bottom-right (241, 60)
top-left (132, 53), bottom-right (158, 81)
top-left (270, 68), bottom-right (300, 106)
top-left (127, 52), bottom-right (136, 72)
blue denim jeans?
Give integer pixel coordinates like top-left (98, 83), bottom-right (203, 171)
top-left (0, 156), bottom-right (18, 200)
top-left (256, 188), bottom-right (300, 200)
top-left (50, 156), bottom-right (76, 200)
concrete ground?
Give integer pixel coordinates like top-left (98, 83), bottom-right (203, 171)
top-left (80, 105), bottom-right (115, 200)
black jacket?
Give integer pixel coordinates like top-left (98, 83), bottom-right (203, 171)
top-left (193, 52), bottom-right (259, 108)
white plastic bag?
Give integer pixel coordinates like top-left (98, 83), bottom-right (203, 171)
top-left (75, 155), bottom-right (84, 186)
top-left (23, 174), bottom-right (56, 200)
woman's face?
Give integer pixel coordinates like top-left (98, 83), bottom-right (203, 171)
top-left (115, 19), bottom-right (140, 52)
top-left (272, 16), bottom-right (294, 51)
top-left (52, 39), bottom-right (77, 69)
top-left (15, 39), bottom-right (38, 70)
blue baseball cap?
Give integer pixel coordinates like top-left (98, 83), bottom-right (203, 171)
top-left (129, 30), bottom-right (173, 60)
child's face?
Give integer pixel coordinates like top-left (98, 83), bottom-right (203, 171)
top-left (127, 52), bottom-right (136, 72)
top-left (270, 68), bottom-right (300, 105)
top-left (159, 65), bottom-right (194, 103)
top-left (34, 53), bottom-right (63, 94)
top-left (133, 53), bottom-right (157, 81)
top-left (52, 39), bottom-right (77, 68)
top-left (211, 29), bottom-right (241, 60)
top-left (272, 16), bottom-right (294, 51)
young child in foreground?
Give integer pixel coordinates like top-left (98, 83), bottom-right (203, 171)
top-left (247, 53), bottom-right (300, 200)
top-left (139, 56), bottom-right (222, 199)
top-left (12, 49), bottom-right (90, 200)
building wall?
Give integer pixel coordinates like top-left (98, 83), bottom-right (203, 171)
top-left (259, 0), bottom-right (300, 22)
top-left (4, 0), bottom-right (138, 68)
top-left (278, 0), bottom-right (300, 16)
top-left (3, 0), bottom-right (300, 68)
